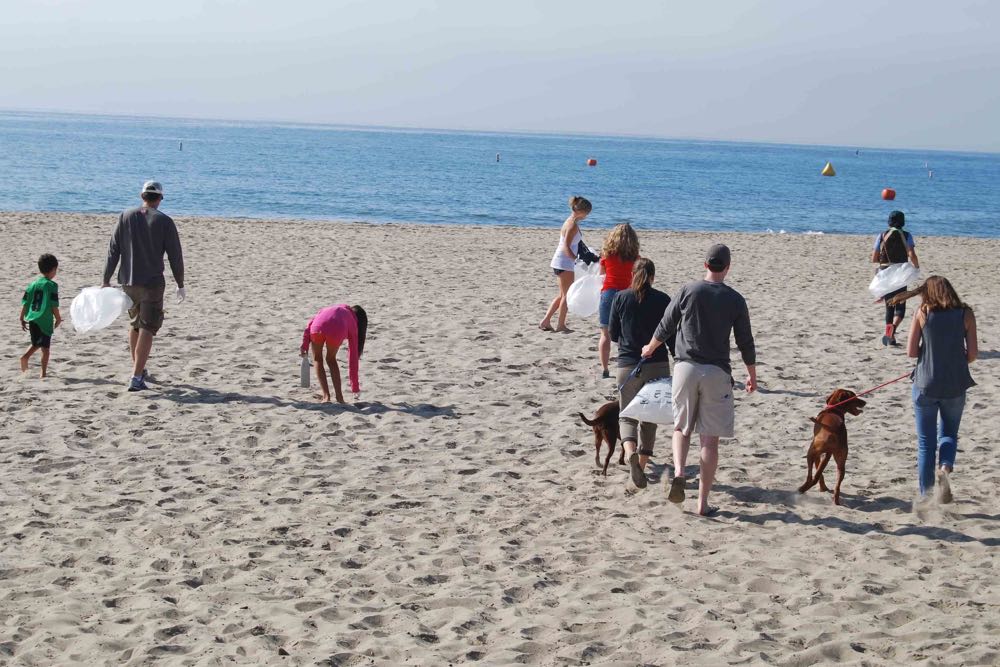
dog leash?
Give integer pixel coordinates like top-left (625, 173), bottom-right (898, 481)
top-left (617, 358), bottom-right (647, 393)
top-left (824, 371), bottom-right (913, 410)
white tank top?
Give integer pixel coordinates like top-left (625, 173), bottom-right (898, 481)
top-left (551, 228), bottom-right (581, 271)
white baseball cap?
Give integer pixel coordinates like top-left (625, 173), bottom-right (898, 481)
top-left (141, 180), bottom-right (164, 196)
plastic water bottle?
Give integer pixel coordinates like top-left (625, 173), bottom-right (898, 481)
top-left (300, 355), bottom-right (310, 388)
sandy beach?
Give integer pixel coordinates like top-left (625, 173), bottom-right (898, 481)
top-left (1, 211), bottom-right (998, 666)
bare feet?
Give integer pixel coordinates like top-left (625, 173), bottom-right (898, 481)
top-left (538, 322), bottom-right (554, 332)
top-left (554, 327), bottom-right (572, 334)
top-left (316, 392), bottom-right (332, 403)
top-left (20, 357), bottom-right (29, 373)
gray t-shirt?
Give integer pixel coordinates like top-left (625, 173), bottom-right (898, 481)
top-left (103, 206), bottom-right (184, 288)
top-left (654, 279), bottom-right (756, 374)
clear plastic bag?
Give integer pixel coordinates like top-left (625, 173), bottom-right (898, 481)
top-left (620, 377), bottom-right (674, 425)
top-left (869, 263), bottom-right (920, 299)
top-left (567, 261), bottom-right (602, 317)
top-left (71, 287), bottom-right (133, 333)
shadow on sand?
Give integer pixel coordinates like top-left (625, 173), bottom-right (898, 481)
top-left (151, 383), bottom-right (458, 418)
top-left (712, 482), bottom-right (997, 546)
top-left (756, 387), bottom-right (822, 399)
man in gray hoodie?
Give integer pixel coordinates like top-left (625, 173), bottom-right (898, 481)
top-left (641, 244), bottom-right (756, 515)
top-left (102, 181), bottom-right (185, 391)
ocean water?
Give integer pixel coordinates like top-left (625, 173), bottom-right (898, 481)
top-left (1, 110), bottom-right (998, 237)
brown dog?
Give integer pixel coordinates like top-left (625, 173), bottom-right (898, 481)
top-left (579, 401), bottom-right (622, 475)
top-left (799, 388), bottom-right (866, 505)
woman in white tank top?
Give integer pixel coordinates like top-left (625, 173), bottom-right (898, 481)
top-left (539, 196), bottom-right (592, 332)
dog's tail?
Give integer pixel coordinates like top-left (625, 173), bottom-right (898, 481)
top-left (578, 412), bottom-right (598, 427)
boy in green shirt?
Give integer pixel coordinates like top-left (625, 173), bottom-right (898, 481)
top-left (19, 254), bottom-right (61, 378)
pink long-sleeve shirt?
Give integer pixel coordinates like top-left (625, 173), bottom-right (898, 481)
top-left (300, 304), bottom-right (361, 393)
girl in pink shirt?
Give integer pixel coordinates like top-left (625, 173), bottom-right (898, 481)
top-left (299, 304), bottom-right (368, 403)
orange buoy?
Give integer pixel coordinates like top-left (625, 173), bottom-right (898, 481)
top-left (587, 158), bottom-right (597, 167)
top-left (882, 188), bottom-right (896, 201)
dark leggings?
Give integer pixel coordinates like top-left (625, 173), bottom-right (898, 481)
top-left (885, 287), bottom-right (907, 325)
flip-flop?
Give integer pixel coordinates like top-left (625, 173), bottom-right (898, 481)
top-left (667, 476), bottom-right (686, 504)
top-left (629, 452), bottom-right (647, 489)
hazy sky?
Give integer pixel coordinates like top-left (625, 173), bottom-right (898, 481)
top-left (2, 1), bottom-right (998, 151)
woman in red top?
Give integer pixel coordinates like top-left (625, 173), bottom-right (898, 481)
top-left (597, 223), bottom-right (640, 377)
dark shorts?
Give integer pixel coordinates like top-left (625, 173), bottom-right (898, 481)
top-left (553, 268), bottom-right (568, 276)
top-left (123, 283), bottom-right (166, 334)
top-left (28, 322), bottom-right (51, 349)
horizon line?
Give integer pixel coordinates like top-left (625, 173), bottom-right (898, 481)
top-left (1, 106), bottom-right (997, 158)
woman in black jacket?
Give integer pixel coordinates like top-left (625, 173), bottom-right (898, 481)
top-left (608, 258), bottom-right (672, 489)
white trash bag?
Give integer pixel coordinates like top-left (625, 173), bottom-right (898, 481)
top-left (567, 260), bottom-right (602, 317)
top-left (869, 262), bottom-right (920, 299)
top-left (574, 258), bottom-right (600, 281)
top-left (71, 287), bottom-right (133, 333)
top-left (620, 377), bottom-right (674, 425)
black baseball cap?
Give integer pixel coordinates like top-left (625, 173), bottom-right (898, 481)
top-left (888, 210), bottom-right (905, 228)
top-left (706, 244), bottom-right (731, 271)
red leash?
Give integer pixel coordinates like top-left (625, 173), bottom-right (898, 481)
top-left (825, 371), bottom-right (913, 410)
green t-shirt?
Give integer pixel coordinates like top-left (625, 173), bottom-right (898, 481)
top-left (21, 276), bottom-right (59, 335)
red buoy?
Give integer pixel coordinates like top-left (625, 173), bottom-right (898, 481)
top-left (587, 158), bottom-right (597, 167)
top-left (882, 188), bottom-right (896, 201)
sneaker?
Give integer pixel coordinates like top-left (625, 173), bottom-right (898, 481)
top-left (888, 337), bottom-right (900, 347)
top-left (936, 468), bottom-right (953, 504)
top-left (881, 323), bottom-right (894, 346)
top-left (602, 369), bottom-right (611, 379)
top-left (127, 376), bottom-right (148, 392)
top-left (628, 452), bottom-right (647, 489)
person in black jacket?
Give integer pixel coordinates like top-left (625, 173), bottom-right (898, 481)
top-left (608, 258), bottom-right (672, 490)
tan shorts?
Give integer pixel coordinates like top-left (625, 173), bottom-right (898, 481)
top-left (672, 361), bottom-right (735, 438)
top-left (123, 283), bottom-right (165, 334)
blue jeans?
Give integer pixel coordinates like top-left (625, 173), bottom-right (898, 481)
top-left (912, 385), bottom-right (966, 496)
top-left (598, 288), bottom-right (619, 328)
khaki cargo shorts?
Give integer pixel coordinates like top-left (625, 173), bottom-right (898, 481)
top-left (123, 283), bottom-right (165, 334)
top-left (672, 361), bottom-right (735, 438)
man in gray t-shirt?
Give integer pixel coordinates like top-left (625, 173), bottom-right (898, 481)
top-left (641, 244), bottom-right (756, 516)
top-left (102, 181), bottom-right (185, 392)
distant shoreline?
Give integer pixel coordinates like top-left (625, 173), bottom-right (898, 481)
top-left (2, 210), bottom-right (995, 241)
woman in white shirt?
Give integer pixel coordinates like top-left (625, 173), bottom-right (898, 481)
top-left (539, 196), bottom-right (592, 333)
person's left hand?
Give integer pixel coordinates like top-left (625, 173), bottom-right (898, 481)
top-left (353, 391), bottom-right (362, 401)
top-left (19, 319), bottom-right (27, 332)
top-left (745, 375), bottom-right (757, 393)
top-left (176, 287), bottom-right (186, 303)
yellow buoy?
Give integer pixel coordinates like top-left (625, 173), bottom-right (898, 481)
top-left (821, 162), bottom-right (836, 177)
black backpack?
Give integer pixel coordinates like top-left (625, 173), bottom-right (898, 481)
top-left (879, 228), bottom-right (909, 264)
